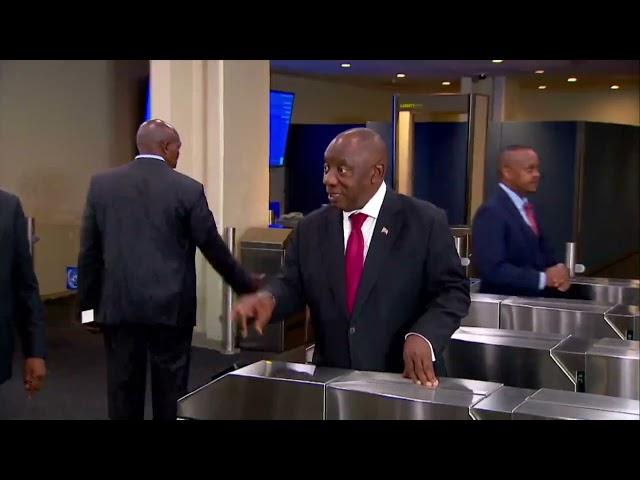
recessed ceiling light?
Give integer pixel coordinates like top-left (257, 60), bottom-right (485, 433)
top-left (340, 63), bottom-right (351, 68)
top-left (567, 77), bottom-right (577, 82)
top-left (492, 60), bottom-right (503, 63)
top-left (396, 73), bottom-right (406, 78)
top-left (610, 85), bottom-right (620, 90)
top-left (442, 81), bottom-right (451, 86)
top-left (538, 85), bottom-right (547, 90)
top-left (535, 70), bottom-right (545, 74)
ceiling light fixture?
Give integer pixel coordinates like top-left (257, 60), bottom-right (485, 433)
top-left (610, 85), bottom-right (620, 90)
top-left (396, 73), bottom-right (406, 78)
top-left (492, 60), bottom-right (503, 63)
top-left (535, 70), bottom-right (545, 74)
top-left (538, 85), bottom-right (547, 90)
top-left (341, 63), bottom-right (351, 68)
top-left (568, 77), bottom-right (577, 82)
top-left (442, 81), bottom-right (451, 86)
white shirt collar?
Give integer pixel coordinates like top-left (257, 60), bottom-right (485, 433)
top-left (343, 181), bottom-right (387, 220)
top-left (499, 182), bottom-right (528, 210)
top-left (135, 154), bottom-right (165, 163)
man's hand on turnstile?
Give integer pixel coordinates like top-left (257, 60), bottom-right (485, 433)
top-left (402, 336), bottom-right (438, 388)
top-left (232, 291), bottom-right (276, 338)
top-left (546, 264), bottom-right (571, 292)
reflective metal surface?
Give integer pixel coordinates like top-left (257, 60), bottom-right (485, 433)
top-left (221, 227), bottom-right (238, 355)
top-left (273, 343), bottom-right (315, 364)
top-left (550, 336), bottom-right (593, 392)
top-left (586, 339), bottom-right (640, 400)
top-left (305, 344), bottom-right (314, 363)
top-left (565, 242), bottom-right (577, 277)
top-left (512, 388), bottom-right (640, 420)
top-left (461, 294), bottom-right (508, 328)
top-left (604, 304), bottom-right (639, 340)
top-left (572, 277), bottom-right (639, 306)
top-left (451, 226), bottom-right (471, 276)
top-left (444, 327), bottom-right (576, 391)
top-left (325, 371), bottom-right (503, 420)
top-left (177, 359), bottom-right (639, 420)
top-left (500, 297), bottom-right (622, 339)
top-left (177, 361), bottom-right (349, 420)
top-left (239, 228), bottom-right (308, 352)
top-left (470, 386), bottom-right (536, 420)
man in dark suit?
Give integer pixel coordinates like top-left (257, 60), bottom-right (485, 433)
top-left (472, 145), bottom-right (571, 297)
top-left (78, 119), bottom-right (258, 420)
top-left (0, 189), bottom-right (46, 401)
top-left (233, 128), bottom-right (469, 388)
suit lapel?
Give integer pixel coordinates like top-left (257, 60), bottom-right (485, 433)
top-left (497, 188), bottom-right (539, 247)
top-left (322, 207), bottom-right (348, 319)
top-left (350, 190), bottom-right (403, 321)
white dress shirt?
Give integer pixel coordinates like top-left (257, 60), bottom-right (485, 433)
top-left (343, 181), bottom-right (436, 362)
top-left (499, 183), bottom-right (546, 290)
top-left (135, 154), bottom-right (166, 162)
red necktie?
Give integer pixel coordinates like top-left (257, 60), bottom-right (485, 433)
top-left (524, 202), bottom-right (539, 236)
top-left (345, 213), bottom-right (368, 315)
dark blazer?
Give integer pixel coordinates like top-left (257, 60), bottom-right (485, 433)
top-left (77, 157), bottom-right (254, 327)
top-left (0, 189), bottom-right (46, 385)
top-left (266, 188), bottom-right (470, 373)
top-left (472, 187), bottom-right (558, 297)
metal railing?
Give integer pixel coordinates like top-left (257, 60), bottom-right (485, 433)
top-left (565, 242), bottom-right (586, 277)
top-left (221, 226), bottom-right (239, 355)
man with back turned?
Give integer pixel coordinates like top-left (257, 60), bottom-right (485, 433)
top-left (78, 119), bottom-right (258, 420)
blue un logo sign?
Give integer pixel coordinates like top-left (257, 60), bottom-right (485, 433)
top-left (66, 267), bottom-right (78, 290)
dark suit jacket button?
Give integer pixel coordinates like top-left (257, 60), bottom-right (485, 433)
top-left (349, 326), bottom-right (356, 335)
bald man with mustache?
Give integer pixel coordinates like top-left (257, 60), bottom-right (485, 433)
top-left (233, 128), bottom-right (470, 387)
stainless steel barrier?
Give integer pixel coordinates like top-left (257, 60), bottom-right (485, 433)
top-left (177, 361), bottom-right (349, 420)
top-left (177, 360), bottom-right (639, 420)
top-left (461, 293), bottom-right (507, 328)
top-left (500, 297), bottom-right (638, 340)
top-left (468, 275), bottom-right (639, 306)
top-left (444, 327), bottom-right (587, 392)
top-left (564, 242), bottom-right (585, 277)
top-left (509, 389), bottom-right (639, 420)
top-left (444, 326), bottom-right (639, 399)
top-left (469, 386), bottom-right (536, 420)
top-left (571, 277), bottom-right (639, 306)
top-left (451, 226), bottom-right (471, 276)
top-left (470, 387), bottom-right (639, 420)
top-left (325, 372), bottom-right (502, 420)
top-left (237, 227), bottom-right (309, 352)
top-left (585, 339), bottom-right (639, 399)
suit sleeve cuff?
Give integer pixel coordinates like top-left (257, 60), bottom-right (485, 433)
top-left (404, 333), bottom-right (436, 362)
top-left (539, 272), bottom-right (546, 290)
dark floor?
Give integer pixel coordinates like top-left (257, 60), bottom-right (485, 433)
top-left (0, 297), bottom-right (266, 420)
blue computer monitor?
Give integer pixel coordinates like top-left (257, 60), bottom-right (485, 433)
top-left (270, 90), bottom-right (295, 167)
top-left (144, 84), bottom-right (294, 167)
top-left (144, 81), bottom-right (152, 121)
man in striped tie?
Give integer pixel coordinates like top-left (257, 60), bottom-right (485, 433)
top-left (472, 145), bottom-right (571, 297)
top-left (233, 128), bottom-right (469, 387)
